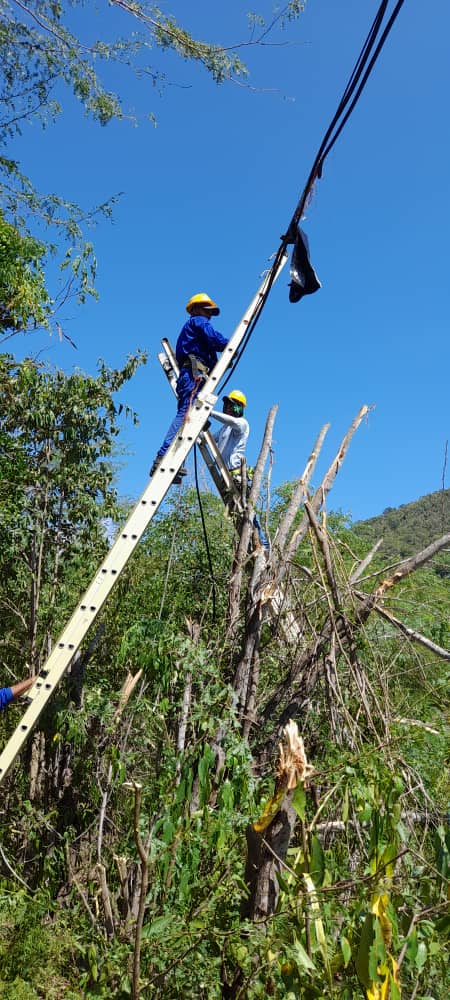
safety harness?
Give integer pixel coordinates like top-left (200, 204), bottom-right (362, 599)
top-left (183, 354), bottom-right (210, 380)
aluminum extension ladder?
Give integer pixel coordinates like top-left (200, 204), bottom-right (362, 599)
top-left (158, 337), bottom-right (245, 516)
top-left (0, 255), bottom-right (287, 785)
top-left (159, 338), bottom-right (303, 646)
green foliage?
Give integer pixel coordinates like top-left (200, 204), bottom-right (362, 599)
top-left (0, 2), bottom-right (308, 336)
top-left (222, 755), bottom-right (449, 999)
top-left (0, 417), bottom-right (448, 999)
top-left (0, 0), bottom-right (250, 151)
top-left (354, 488), bottom-right (450, 568)
top-left (0, 888), bottom-right (82, 998)
top-left (0, 629), bottom-right (257, 996)
top-left (0, 350), bottom-right (146, 670)
top-left (0, 208), bottom-right (51, 331)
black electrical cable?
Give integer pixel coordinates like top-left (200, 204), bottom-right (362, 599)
top-left (220, 0), bottom-right (406, 393)
top-left (314, 0), bottom-right (407, 173)
top-left (193, 443), bottom-right (217, 623)
top-left (219, 274), bottom-right (275, 394)
top-left (288, 0), bottom-right (406, 235)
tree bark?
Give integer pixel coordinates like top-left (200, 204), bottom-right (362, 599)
top-left (242, 794), bottom-right (297, 921)
top-left (227, 406), bottom-right (278, 635)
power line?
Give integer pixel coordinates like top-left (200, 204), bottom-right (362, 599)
top-left (220, 0), bottom-right (406, 392)
top-left (193, 444), bottom-right (217, 623)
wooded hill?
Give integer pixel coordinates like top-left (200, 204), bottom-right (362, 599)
top-left (354, 488), bottom-right (450, 569)
top-left (0, 360), bottom-right (449, 1000)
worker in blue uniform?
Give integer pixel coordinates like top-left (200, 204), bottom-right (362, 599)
top-left (150, 293), bottom-right (228, 484)
top-left (0, 676), bottom-right (34, 710)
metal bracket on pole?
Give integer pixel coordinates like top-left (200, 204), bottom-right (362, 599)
top-left (0, 253), bottom-right (288, 785)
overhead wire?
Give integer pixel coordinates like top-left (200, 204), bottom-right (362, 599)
top-left (312, 0), bottom-right (406, 176)
top-left (220, 0), bottom-right (406, 393)
top-left (158, 485), bottom-right (184, 620)
top-left (196, 1), bottom-right (406, 609)
top-left (193, 443), bottom-right (217, 623)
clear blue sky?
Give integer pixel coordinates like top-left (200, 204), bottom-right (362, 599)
top-left (9, 0), bottom-right (450, 520)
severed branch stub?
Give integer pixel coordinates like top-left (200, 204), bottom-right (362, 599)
top-left (276, 719), bottom-right (314, 790)
top-left (242, 721), bottom-right (313, 922)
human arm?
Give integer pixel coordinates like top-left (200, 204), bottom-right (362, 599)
top-left (207, 327), bottom-right (228, 351)
top-left (1, 677), bottom-right (34, 710)
top-left (176, 316), bottom-right (228, 368)
top-left (210, 410), bottom-right (246, 430)
top-left (10, 677), bottom-right (34, 699)
top-left (199, 317), bottom-right (228, 352)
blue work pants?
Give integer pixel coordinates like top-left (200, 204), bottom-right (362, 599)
top-left (253, 514), bottom-right (269, 551)
top-left (156, 368), bottom-right (201, 460)
top-left (233, 471), bottom-right (269, 551)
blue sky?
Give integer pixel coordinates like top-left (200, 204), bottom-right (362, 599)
top-left (8, 0), bottom-right (450, 521)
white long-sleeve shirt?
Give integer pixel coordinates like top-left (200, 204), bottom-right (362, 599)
top-left (211, 410), bottom-right (249, 470)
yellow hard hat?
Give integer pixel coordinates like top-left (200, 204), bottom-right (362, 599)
top-left (225, 389), bottom-right (247, 407)
top-left (186, 293), bottom-right (220, 316)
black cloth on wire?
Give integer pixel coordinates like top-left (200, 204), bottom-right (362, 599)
top-left (289, 227), bottom-right (322, 303)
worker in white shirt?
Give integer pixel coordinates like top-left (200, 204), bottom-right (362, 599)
top-left (210, 390), bottom-right (249, 470)
top-left (211, 390), bottom-right (268, 549)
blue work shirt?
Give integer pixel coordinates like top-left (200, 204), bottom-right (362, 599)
top-left (175, 315), bottom-right (228, 373)
top-left (0, 686), bottom-right (13, 710)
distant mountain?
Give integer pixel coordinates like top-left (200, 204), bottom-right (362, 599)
top-left (354, 489), bottom-right (450, 573)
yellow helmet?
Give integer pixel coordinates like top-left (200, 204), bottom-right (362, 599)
top-left (225, 389), bottom-right (247, 407)
top-left (186, 292), bottom-right (220, 316)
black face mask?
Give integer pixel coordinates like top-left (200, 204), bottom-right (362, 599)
top-left (224, 402), bottom-right (244, 418)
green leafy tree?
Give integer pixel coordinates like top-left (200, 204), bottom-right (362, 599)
top-left (0, 350), bottom-right (146, 673)
top-left (0, 1), bottom-right (307, 337)
top-left (0, 207), bottom-right (51, 333)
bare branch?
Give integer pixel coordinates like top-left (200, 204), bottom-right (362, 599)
top-left (364, 600), bottom-right (450, 661)
top-left (283, 405), bottom-right (372, 573)
top-left (304, 502), bottom-right (342, 612)
top-left (374, 533), bottom-right (450, 599)
top-left (96, 863), bottom-right (115, 938)
top-left (227, 405), bottom-right (277, 633)
top-left (349, 538), bottom-right (384, 584)
top-left (272, 422), bottom-right (330, 560)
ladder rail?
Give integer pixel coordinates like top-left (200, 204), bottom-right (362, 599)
top-left (0, 254), bottom-right (288, 784)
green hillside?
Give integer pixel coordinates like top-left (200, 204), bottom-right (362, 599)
top-left (354, 487), bottom-right (450, 570)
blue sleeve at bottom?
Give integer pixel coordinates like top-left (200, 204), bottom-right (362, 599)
top-left (0, 686), bottom-right (14, 710)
